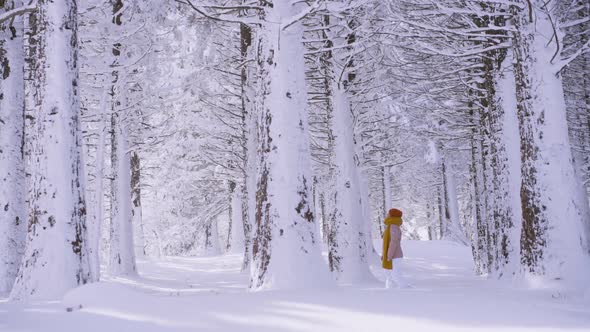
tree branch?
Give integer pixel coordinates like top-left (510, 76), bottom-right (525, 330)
top-left (0, 1), bottom-right (37, 25)
top-left (175, 0), bottom-right (262, 26)
top-left (556, 39), bottom-right (590, 73)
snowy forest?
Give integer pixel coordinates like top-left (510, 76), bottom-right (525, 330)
top-left (1, 0), bottom-right (590, 331)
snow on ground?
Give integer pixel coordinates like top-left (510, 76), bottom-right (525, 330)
top-left (1, 240), bottom-right (589, 332)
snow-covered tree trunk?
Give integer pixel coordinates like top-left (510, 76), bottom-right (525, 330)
top-left (131, 151), bottom-right (146, 258)
top-left (326, 83), bottom-right (372, 282)
top-left (378, 165), bottom-right (393, 238)
top-left (486, 48), bottom-right (521, 277)
top-left (436, 186), bottom-right (444, 240)
top-left (319, 191), bottom-right (328, 244)
top-left (108, 114), bottom-right (136, 275)
top-left (241, 175), bottom-right (253, 268)
top-left (11, 0), bottom-right (92, 300)
top-left (480, 107), bottom-right (495, 271)
top-left (204, 220), bottom-right (221, 256)
top-left (312, 177), bottom-right (325, 243)
top-left (470, 107), bottom-right (490, 274)
top-left (511, 3), bottom-right (590, 282)
top-left (229, 181), bottom-right (245, 253)
top-left (88, 89), bottom-right (109, 282)
top-left (382, 166), bottom-right (392, 219)
top-left (250, 2), bottom-right (330, 290)
top-left (227, 181), bottom-right (235, 252)
top-left (441, 157), bottom-right (465, 245)
top-left (462, 8), bottom-right (521, 277)
top-left (107, 0), bottom-right (136, 276)
top-left (240, 22), bottom-right (254, 270)
top-left (440, 158), bottom-right (450, 237)
top-left (0, 0), bottom-right (25, 295)
top-left (356, 166), bottom-right (375, 257)
top-left (308, 12), bottom-right (372, 280)
top-left (562, 2), bottom-right (590, 253)
top-left (426, 202), bottom-right (434, 241)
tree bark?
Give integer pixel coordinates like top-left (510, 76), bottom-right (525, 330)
top-left (512, 2), bottom-right (589, 280)
top-left (131, 151), bottom-right (145, 257)
top-left (470, 107), bottom-right (489, 274)
top-left (11, 0), bottom-right (92, 300)
top-left (0, 0), bottom-right (25, 295)
top-left (107, 0), bottom-right (136, 276)
top-left (250, 2), bottom-right (330, 289)
top-left (239, 22), bottom-right (253, 271)
top-left (108, 113), bottom-right (136, 275)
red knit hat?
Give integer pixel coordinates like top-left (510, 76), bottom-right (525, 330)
top-left (388, 208), bottom-right (403, 217)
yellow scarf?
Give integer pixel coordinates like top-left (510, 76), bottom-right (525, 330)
top-left (382, 216), bottom-right (402, 270)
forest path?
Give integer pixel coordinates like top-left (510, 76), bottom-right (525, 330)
top-left (1, 241), bottom-right (589, 332)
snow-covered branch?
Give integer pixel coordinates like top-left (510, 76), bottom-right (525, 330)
top-left (556, 38), bottom-right (590, 73)
top-left (175, 0), bottom-right (262, 26)
top-left (0, 1), bottom-right (36, 25)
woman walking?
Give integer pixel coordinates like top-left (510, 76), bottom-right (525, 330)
top-left (382, 208), bottom-right (410, 289)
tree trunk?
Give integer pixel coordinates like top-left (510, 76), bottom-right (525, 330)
top-left (250, 2), bottom-right (331, 290)
top-left (89, 89), bottom-right (108, 282)
top-left (227, 181), bottom-right (234, 252)
top-left (325, 82), bottom-right (372, 282)
top-left (512, 3), bottom-right (589, 281)
top-left (239, 22), bottom-right (253, 271)
top-left (442, 156), bottom-right (465, 244)
top-left (437, 186), bottom-right (444, 240)
top-left (479, 104), bottom-right (495, 271)
top-left (563, 2), bottom-right (590, 253)
top-left (320, 192), bottom-right (328, 244)
top-left (426, 203), bottom-right (433, 241)
top-left (470, 107), bottom-right (489, 274)
top-left (204, 220), bottom-right (221, 256)
top-left (107, 0), bottom-right (136, 276)
top-left (441, 158), bottom-right (450, 237)
top-left (131, 151), bottom-right (145, 257)
top-left (382, 166), bottom-right (392, 221)
top-left (108, 113), bottom-right (136, 275)
top-left (483, 43), bottom-right (520, 277)
top-left (229, 181), bottom-right (245, 253)
top-left (11, 0), bottom-right (92, 300)
top-left (0, 0), bottom-right (25, 295)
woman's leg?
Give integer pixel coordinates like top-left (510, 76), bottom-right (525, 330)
top-left (391, 258), bottom-right (409, 288)
top-left (385, 269), bottom-right (394, 289)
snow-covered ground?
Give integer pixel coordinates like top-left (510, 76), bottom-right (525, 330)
top-left (1, 240), bottom-right (589, 332)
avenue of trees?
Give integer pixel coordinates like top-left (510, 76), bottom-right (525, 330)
top-left (0, 0), bottom-right (588, 299)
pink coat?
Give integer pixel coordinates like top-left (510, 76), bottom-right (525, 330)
top-left (387, 224), bottom-right (403, 260)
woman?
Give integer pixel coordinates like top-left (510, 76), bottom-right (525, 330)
top-left (382, 208), bottom-right (410, 289)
